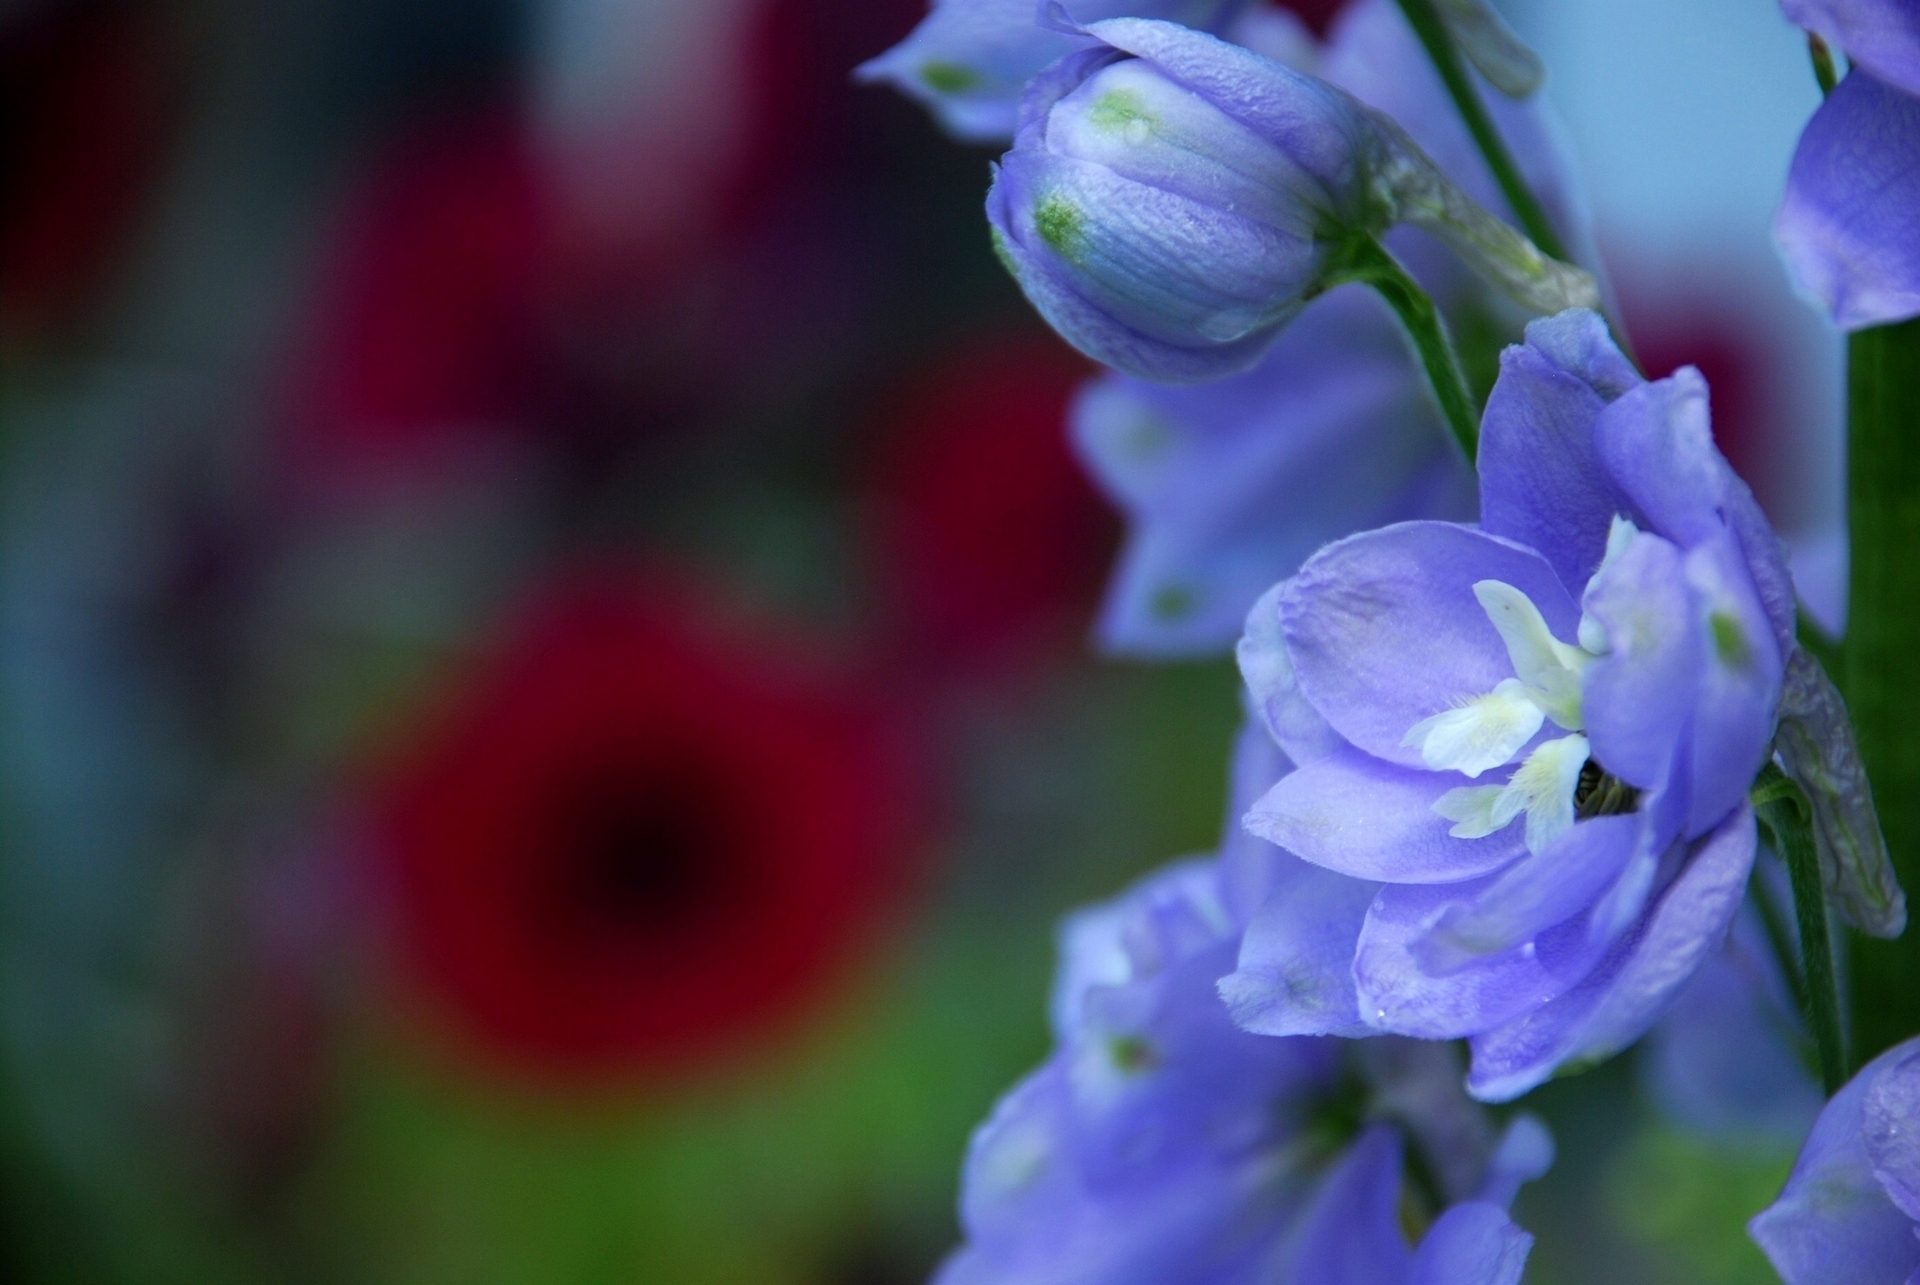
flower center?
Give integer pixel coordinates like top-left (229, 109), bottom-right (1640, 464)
top-left (1573, 759), bottom-right (1639, 819)
top-left (1408, 518), bottom-right (1643, 856)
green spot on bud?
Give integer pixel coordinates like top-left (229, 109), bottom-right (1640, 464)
top-left (1034, 193), bottom-right (1086, 260)
top-left (1087, 88), bottom-right (1154, 137)
top-left (1149, 584), bottom-right (1197, 621)
top-left (990, 226), bottom-right (1020, 280)
top-left (918, 61), bottom-right (979, 94)
top-left (1107, 1035), bottom-right (1158, 1074)
top-left (1709, 611), bottom-right (1753, 669)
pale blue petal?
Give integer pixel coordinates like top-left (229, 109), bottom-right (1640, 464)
top-left (1409, 1203), bottom-right (1533, 1285)
top-left (1219, 858), bottom-right (1377, 1037)
top-left (1246, 745), bottom-right (1528, 883)
top-left (1467, 804), bottom-right (1757, 1101)
top-left (1775, 70), bottom-right (1920, 330)
top-left (1355, 878), bottom-right (1606, 1040)
top-left (1278, 522), bottom-right (1579, 769)
top-left (1750, 1036), bottom-right (1920, 1285)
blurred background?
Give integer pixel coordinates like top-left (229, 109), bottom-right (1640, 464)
top-left (0, 1), bottom-right (1843, 1282)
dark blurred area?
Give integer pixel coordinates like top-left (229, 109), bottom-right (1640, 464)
top-left (0, 1), bottom-right (1241, 1281)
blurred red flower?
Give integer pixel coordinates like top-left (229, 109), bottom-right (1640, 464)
top-left (1283, 0), bottom-right (1351, 37)
top-left (866, 330), bottom-right (1117, 670)
top-left (1632, 316), bottom-right (1768, 497)
top-left (371, 569), bottom-right (922, 1080)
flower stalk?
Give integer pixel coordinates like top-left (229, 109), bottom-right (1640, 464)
top-left (1755, 764), bottom-right (1849, 1096)
top-left (1326, 236), bottom-right (1479, 461)
top-left (1845, 318), bottom-right (1920, 1061)
top-left (1390, 0), bottom-right (1567, 263)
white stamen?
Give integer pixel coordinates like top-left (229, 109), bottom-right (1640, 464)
top-left (1434, 733), bottom-right (1590, 853)
top-left (1511, 734), bottom-right (1591, 854)
top-left (1473, 580), bottom-right (1588, 728)
top-left (1434, 782), bottom-right (1526, 838)
top-left (1403, 677), bottom-right (1545, 777)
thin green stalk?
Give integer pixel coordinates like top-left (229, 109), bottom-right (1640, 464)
top-left (1756, 768), bottom-right (1848, 1095)
top-left (1391, 0), bottom-right (1568, 263)
top-left (1843, 318), bottom-right (1920, 1061)
top-left (1751, 868), bottom-right (1807, 1016)
top-left (1331, 238), bottom-right (1478, 461)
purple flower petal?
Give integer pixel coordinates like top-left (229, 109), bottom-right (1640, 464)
top-left (1730, 476), bottom-right (1806, 662)
top-left (1216, 718), bottom-right (1298, 927)
top-left (1408, 1202), bottom-right (1533, 1285)
top-left (1592, 370), bottom-right (1730, 551)
top-left (1246, 745), bottom-right (1528, 883)
top-left (1476, 309), bottom-right (1641, 592)
top-left (1355, 879), bottom-right (1606, 1040)
top-left (1219, 857), bottom-right (1377, 1037)
top-left (1775, 70), bottom-right (1920, 330)
top-left (1278, 522), bottom-right (1580, 769)
top-left (1580, 530), bottom-right (1698, 795)
top-left (1051, 858), bottom-right (1229, 1040)
top-left (1680, 533), bottom-right (1785, 836)
top-left (1863, 1043), bottom-right (1920, 1222)
top-left (1782, 0), bottom-right (1920, 98)
top-left (1477, 352), bottom-right (1616, 590)
top-left (1239, 583), bottom-right (1345, 767)
top-left (1467, 804), bottom-right (1757, 1101)
top-left (1477, 1114), bottom-right (1556, 1208)
top-left (1414, 814), bottom-right (1641, 974)
top-left (1285, 1125), bottom-right (1415, 1285)
top-left (1750, 1036), bottom-right (1920, 1285)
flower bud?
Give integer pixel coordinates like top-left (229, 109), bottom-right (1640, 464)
top-left (986, 18), bottom-right (1391, 382)
top-left (985, 16), bottom-right (1597, 383)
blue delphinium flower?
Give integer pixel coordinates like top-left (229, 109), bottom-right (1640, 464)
top-left (984, 15), bottom-right (1593, 383)
top-left (1775, 0), bottom-right (1920, 327)
top-left (1069, 0), bottom-right (1603, 658)
top-left (937, 796), bottom-right (1553, 1285)
top-left (856, 0), bottom-right (1248, 143)
top-left (1222, 308), bottom-right (1799, 1101)
top-left (1749, 1033), bottom-right (1920, 1284)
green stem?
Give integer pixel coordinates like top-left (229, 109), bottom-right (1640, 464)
top-left (1751, 868), bottom-right (1807, 1016)
top-left (1332, 238), bottom-right (1479, 462)
top-left (1843, 318), bottom-right (1920, 1062)
top-left (1391, 0), bottom-right (1568, 263)
top-left (1756, 769), bottom-right (1848, 1095)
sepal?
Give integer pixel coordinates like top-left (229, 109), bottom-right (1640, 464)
top-left (1772, 647), bottom-right (1906, 938)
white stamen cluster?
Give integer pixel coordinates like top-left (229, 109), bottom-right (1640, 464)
top-left (1403, 518), bottom-right (1639, 854)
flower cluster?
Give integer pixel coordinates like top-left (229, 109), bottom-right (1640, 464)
top-left (865, 0), bottom-right (1918, 1277)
